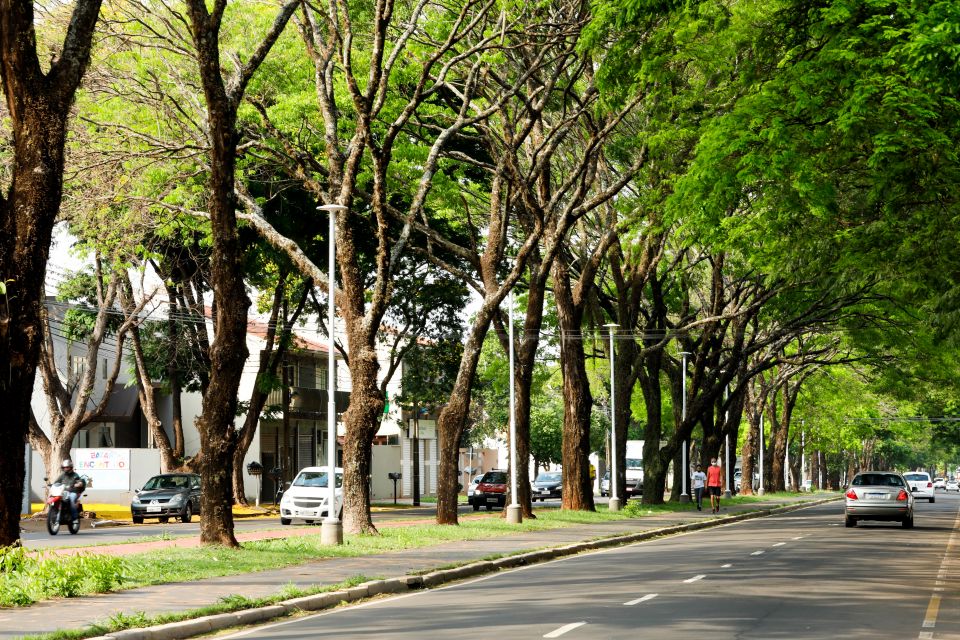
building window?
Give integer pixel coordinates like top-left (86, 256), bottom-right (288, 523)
top-left (298, 362), bottom-right (316, 389)
top-left (68, 355), bottom-right (87, 386)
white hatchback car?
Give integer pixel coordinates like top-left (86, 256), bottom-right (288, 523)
top-left (279, 466), bottom-right (344, 525)
top-left (947, 479), bottom-right (959, 492)
top-left (903, 472), bottom-right (935, 503)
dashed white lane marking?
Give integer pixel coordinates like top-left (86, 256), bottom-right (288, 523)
top-left (772, 542), bottom-right (786, 547)
top-left (751, 550), bottom-right (765, 556)
top-left (683, 575), bottom-right (706, 584)
top-left (544, 622), bottom-right (587, 638)
top-left (792, 536), bottom-right (805, 540)
top-left (624, 593), bottom-right (658, 606)
top-left (721, 564), bottom-right (733, 568)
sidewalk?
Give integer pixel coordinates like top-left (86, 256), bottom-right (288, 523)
top-left (1, 495), bottom-right (836, 639)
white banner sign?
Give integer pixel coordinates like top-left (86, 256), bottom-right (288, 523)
top-left (74, 448), bottom-right (131, 491)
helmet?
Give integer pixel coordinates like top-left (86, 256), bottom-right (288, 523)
top-left (61, 459), bottom-right (73, 469)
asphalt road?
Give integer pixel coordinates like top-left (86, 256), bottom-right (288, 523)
top-left (20, 500), bottom-right (565, 549)
top-left (223, 494), bottom-right (960, 640)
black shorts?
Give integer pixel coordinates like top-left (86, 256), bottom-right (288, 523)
top-left (708, 486), bottom-right (721, 497)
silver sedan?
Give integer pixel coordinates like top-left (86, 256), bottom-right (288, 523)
top-left (844, 471), bottom-right (914, 528)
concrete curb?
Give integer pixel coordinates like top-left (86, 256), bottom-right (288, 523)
top-left (85, 497), bottom-right (839, 640)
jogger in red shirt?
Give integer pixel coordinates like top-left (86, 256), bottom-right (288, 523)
top-left (706, 458), bottom-right (723, 514)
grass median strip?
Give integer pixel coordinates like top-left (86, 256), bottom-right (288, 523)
top-left (18, 575), bottom-right (376, 640)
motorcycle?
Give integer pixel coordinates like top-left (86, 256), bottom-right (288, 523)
top-left (46, 482), bottom-right (83, 535)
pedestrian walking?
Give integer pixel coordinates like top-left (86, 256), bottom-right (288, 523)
top-left (692, 464), bottom-right (706, 511)
top-left (707, 458), bottom-right (723, 514)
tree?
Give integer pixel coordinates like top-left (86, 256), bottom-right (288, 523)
top-left (0, 0), bottom-right (103, 546)
top-left (181, 0), bottom-right (299, 546)
top-left (30, 264), bottom-right (147, 481)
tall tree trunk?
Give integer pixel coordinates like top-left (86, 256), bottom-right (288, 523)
top-left (437, 304), bottom-right (496, 524)
top-left (185, 0), bottom-right (296, 547)
top-left (554, 256), bottom-right (594, 512)
top-left (810, 447), bottom-right (821, 490)
top-left (340, 344), bottom-right (384, 534)
top-left (639, 352), bottom-right (666, 505)
top-left (0, 0), bottom-right (102, 546)
top-left (740, 409), bottom-right (758, 497)
top-left (769, 413), bottom-right (788, 493)
top-left (493, 259), bottom-right (547, 520)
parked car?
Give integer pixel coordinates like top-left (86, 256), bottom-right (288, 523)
top-left (131, 473), bottom-right (201, 524)
top-left (934, 477), bottom-right (946, 490)
top-left (279, 466), bottom-right (344, 525)
top-left (466, 474), bottom-right (483, 498)
top-left (733, 470), bottom-right (742, 493)
top-left (947, 479), bottom-right (959, 492)
top-left (844, 471), bottom-right (914, 528)
top-left (903, 472), bottom-right (935, 503)
top-left (469, 470), bottom-right (508, 511)
top-left (600, 471), bottom-right (610, 497)
top-left (532, 471), bottom-right (562, 501)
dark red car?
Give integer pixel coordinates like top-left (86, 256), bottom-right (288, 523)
top-left (469, 470), bottom-right (507, 511)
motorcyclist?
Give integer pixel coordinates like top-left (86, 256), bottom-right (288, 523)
top-left (53, 459), bottom-right (85, 524)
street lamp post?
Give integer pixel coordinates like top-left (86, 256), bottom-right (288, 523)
top-left (800, 420), bottom-right (806, 491)
top-left (758, 412), bottom-right (765, 496)
top-left (506, 291), bottom-right (522, 524)
top-left (605, 323), bottom-right (620, 512)
top-left (318, 203), bottom-right (347, 546)
top-left (723, 383), bottom-right (732, 499)
top-left (679, 352), bottom-right (691, 503)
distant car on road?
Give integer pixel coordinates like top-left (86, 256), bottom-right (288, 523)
top-left (469, 470), bottom-right (508, 511)
top-left (466, 474), bottom-right (483, 498)
top-left (532, 471), bottom-right (562, 501)
top-left (600, 472), bottom-right (610, 497)
top-left (947, 479), bottom-right (959, 492)
top-left (934, 477), bottom-right (946, 490)
top-left (279, 466), bottom-right (343, 525)
top-left (597, 472), bottom-right (641, 498)
top-left (131, 473), bottom-right (201, 524)
top-left (844, 471), bottom-right (914, 528)
top-left (625, 476), bottom-right (643, 498)
top-left (903, 472), bottom-right (935, 503)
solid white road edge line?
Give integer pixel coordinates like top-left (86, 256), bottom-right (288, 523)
top-left (919, 503), bottom-right (960, 635)
top-left (624, 594), bottom-right (658, 606)
top-left (544, 621), bottom-right (587, 638)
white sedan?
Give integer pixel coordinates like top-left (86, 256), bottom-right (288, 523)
top-left (947, 479), bottom-right (959, 492)
top-left (279, 466), bottom-right (344, 525)
top-left (903, 472), bottom-right (935, 503)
